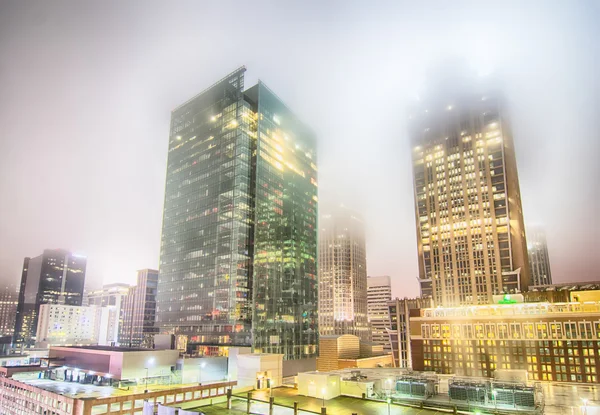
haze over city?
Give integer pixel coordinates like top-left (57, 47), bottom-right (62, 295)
top-left (1, 0), bottom-right (598, 297)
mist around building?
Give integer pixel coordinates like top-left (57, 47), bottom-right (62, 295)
top-left (1, 66), bottom-right (598, 415)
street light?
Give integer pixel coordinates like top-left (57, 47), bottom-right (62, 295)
top-left (492, 390), bottom-right (498, 409)
top-left (387, 397), bottom-right (391, 415)
top-left (144, 367), bottom-right (149, 392)
top-left (321, 387), bottom-right (326, 408)
top-left (198, 361), bottom-right (206, 385)
top-left (582, 398), bottom-right (589, 415)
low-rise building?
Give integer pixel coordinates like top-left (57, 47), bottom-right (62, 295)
top-left (316, 334), bottom-right (392, 371)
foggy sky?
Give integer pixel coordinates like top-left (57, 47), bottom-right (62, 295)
top-left (1, 0), bottom-right (598, 297)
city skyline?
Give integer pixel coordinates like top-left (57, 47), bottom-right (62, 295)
top-left (1, 1), bottom-right (599, 299)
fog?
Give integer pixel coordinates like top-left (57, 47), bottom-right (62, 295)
top-left (0, 0), bottom-right (598, 296)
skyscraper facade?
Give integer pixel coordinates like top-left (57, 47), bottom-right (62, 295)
top-left (367, 275), bottom-right (392, 351)
top-left (408, 71), bottom-right (530, 306)
top-left (156, 67), bottom-right (318, 360)
top-left (119, 269), bottom-right (158, 348)
top-left (318, 206), bottom-right (369, 341)
top-left (14, 249), bottom-right (86, 345)
top-left (0, 286), bottom-right (18, 337)
top-left (527, 225), bottom-right (552, 286)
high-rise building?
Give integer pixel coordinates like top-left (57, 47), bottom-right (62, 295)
top-left (527, 225), bottom-right (552, 286)
top-left (367, 276), bottom-right (392, 352)
top-left (14, 249), bottom-right (86, 345)
top-left (408, 68), bottom-right (530, 306)
top-left (319, 206), bottom-right (369, 341)
top-left (0, 286), bottom-right (18, 337)
top-left (119, 269), bottom-right (158, 348)
top-left (87, 283), bottom-right (130, 346)
top-left (156, 67), bottom-right (318, 360)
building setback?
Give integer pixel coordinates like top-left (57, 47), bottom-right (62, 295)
top-left (367, 276), bottom-right (392, 352)
top-left (527, 225), bottom-right (552, 286)
top-left (119, 269), bottom-right (158, 348)
top-left (156, 67), bottom-right (318, 360)
top-left (319, 206), bottom-right (370, 341)
top-left (14, 249), bottom-right (86, 345)
top-left (408, 68), bottom-right (530, 306)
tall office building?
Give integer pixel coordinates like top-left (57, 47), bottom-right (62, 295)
top-left (87, 283), bottom-right (130, 345)
top-left (527, 225), bottom-right (552, 286)
top-left (367, 276), bottom-right (392, 352)
top-left (319, 206), bottom-right (370, 341)
top-left (119, 269), bottom-right (158, 348)
top-left (408, 67), bottom-right (530, 306)
top-left (156, 67), bottom-right (318, 360)
top-left (0, 286), bottom-right (18, 337)
top-left (14, 249), bottom-right (86, 345)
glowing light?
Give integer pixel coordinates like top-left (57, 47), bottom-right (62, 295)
top-left (210, 116), bottom-right (216, 122)
top-left (176, 136), bottom-right (182, 140)
top-left (447, 105), bottom-right (453, 110)
top-left (273, 115), bottom-right (281, 125)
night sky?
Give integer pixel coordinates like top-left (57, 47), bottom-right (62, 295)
top-left (1, 0), bottom-right (598, 297)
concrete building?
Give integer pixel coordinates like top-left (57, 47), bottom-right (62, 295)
top-left (35, 304), bottom-right (112, 348)
top-left (0, 286), bottom-right (18, 337)
top-left (367, 276), bottom-right (392, 352)
top-left (319, 206), bottom-right (370, 341)
top-left (15, 249), bottom-right (87, 345)
top-left (410, 297), bottom-right (600, 383)
top-left (119, 269), bottom-right (158, 348)
top-left (316, 334), bottom-right (392, 372)
top-left (527, 224), bottom-right (553, 286)
top-left (387, 297), bottom-right (433, 368)
top-left (87, 283), bottom-right (130, 346)
top-left (408, 66), bottom-right (530, 306)
top-left (156, 67), bottom-right (318, 361)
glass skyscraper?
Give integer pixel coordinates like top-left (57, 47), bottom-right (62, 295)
top-left (527, 224), bottom-right (552, 286)
top-left (157, 67), bottom-right (318, 360)
top-left (14, 249), bottom-right (87, 345)
top-left (408, 68), bottom-right (530, 306)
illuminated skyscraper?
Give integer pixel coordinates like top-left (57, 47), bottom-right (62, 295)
top-left (319, 206), bottom-right (370, 341)
top-left (14, 249), bottom-right (87, 345)
top-left (409, 68), bottom-right (530, 306)
top-left (527, 225), bottom-right (552, 286)
top-left (157, 67), bottom-right (318, 360)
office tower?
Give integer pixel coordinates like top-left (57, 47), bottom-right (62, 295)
top-left (87, 283), bottom-right (130, 345)
top-left (119, 269), bottom-right (158, 348)
top-left (156, 67), bottom-right (318, 360)
top-left (410, 286), bottom-right (600, 383)
top-left (14, 249), bottom-right (86, 345)
top-left (367, 276), bottom-right (392, 352)
top-left (0, 286), bottom-right (18, 337)
top-left (318, 206), bottom-right (369, 341)
top-left (386, 297), bottom-right (432, 368)
top-left (527, 225), bottom-right (552, 286)
top-left (408, 68), bottom-right (530, 306)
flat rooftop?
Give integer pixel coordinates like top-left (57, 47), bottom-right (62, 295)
top-left (51, 345), bottom-right (153, 352)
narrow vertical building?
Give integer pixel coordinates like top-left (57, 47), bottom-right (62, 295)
top-left (367, 275), bottom-right (392, 352)
top-left (119, 269), bottom-right (159, 348)
top-left (527, 225), bottom-right (553, 286)
top-left (156, 67), bottom-right (318, 360)
top-left (318, 206), bottom-right (370, 341)
top-left (408, 67), bottom-right (530, 306)
top-left (14, 249), bottom-right (86, 345)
